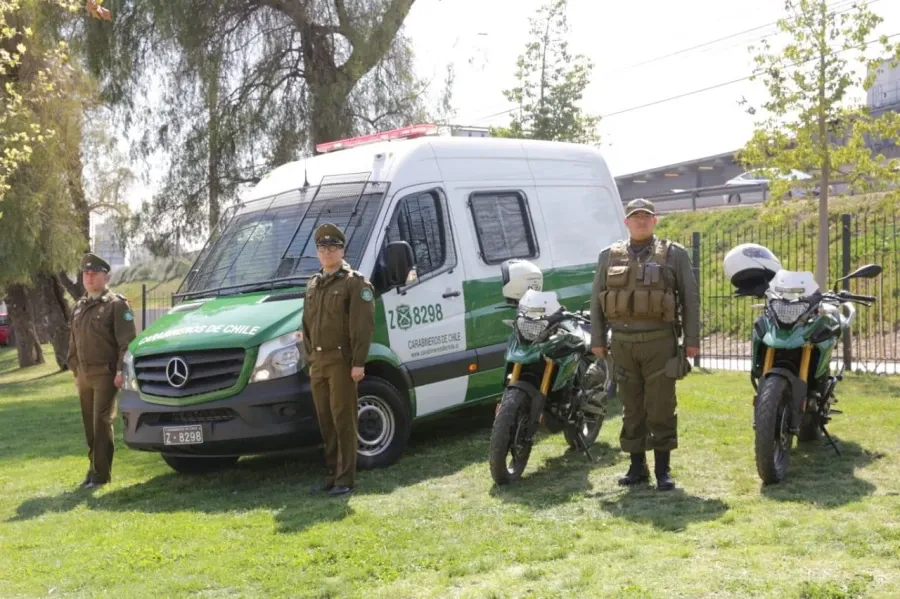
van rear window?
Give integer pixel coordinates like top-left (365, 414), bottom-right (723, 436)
top-left (469, 191), bottom-right (538, 264)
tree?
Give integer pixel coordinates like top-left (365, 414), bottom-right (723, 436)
top-left (83, 0), bottom-right (430, 254)
top-left (739, 0), bottom-right (900, 288)
top-left (0, 0), bottom-right (108, 367)
top-left (492, 0), bottom-right (599, 144)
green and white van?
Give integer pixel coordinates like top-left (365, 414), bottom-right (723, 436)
top-left (120, 125), bottom-right (628, 473)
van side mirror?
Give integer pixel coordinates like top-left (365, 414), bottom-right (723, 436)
top-left (384, 241), bottom-right (415, 288)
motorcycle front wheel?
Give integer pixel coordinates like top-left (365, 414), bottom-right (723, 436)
top-left (489, 387), bottom-right (533, 485)
top-left (754, 375), bottom-right (794, 484)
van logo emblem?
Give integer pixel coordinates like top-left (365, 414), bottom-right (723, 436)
top-left (166, 357), bottom-right (190, 388)
top-left (395, 305), bottom-right (413, 330)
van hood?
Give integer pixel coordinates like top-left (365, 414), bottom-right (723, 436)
top-left (131, 291), bottom-right (303, 356)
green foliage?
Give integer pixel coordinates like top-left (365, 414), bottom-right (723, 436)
top-left (738, 0), bottom-right (900, 287)
top-left (83, 0), bottom-right (427, 255)
top-left (493, 0), bottom-right (599, 144)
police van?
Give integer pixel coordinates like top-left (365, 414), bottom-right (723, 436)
top-left (120, 124), bottom-right (628, 473)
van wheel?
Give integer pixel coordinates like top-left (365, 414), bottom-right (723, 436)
top-left (357, 377), bottom-right (412, 469)
top-left (162, 454), bottom-right (239, 474)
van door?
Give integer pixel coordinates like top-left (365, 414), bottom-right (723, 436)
top-left (376, 186), bottom-right (470, 417)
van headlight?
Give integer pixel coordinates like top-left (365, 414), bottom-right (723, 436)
top-left (123, 350), bottom-right (138, 391)
top-left (250, 332), bottom-right (304, 383)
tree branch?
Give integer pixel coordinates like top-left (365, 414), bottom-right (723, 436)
top-left (340, 0), bottom-right (415, 80)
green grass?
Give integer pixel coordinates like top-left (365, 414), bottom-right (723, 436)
top-left (1, 347), bottom-right (899, 598)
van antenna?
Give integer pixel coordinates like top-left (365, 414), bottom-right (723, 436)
top-left (302, 157), bottom-right (310, 189)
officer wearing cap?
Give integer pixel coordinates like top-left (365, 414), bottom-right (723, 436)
top-left (66, 252), bottom-right (136, 490)
top-left (302, 223), bottom-right (375, 497)
top-left (590, 199), bottom-right (699, 491)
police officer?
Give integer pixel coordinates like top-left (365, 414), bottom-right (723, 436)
top-left (302, 223), bottom-right (375, 497)
top-left (590, 199), bottom-right (699, 491)
top-left (66, 253), bottom-right (136, 490)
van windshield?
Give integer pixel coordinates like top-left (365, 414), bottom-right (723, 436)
top-left (177, 177), bottom-right (388, 299)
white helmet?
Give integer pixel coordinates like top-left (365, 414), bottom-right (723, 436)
top-left (723, 243), bottom-right (782, 296)
top-left (501, 259), bottom-right (543, 302)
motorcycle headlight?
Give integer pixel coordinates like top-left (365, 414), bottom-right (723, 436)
top-left (250, 331), bottom-right (304, 383)
top-left (515, 315), bottom-right (548, 342)
top-left (769, 299), bottom-right (811, 326)
top-left (123, 350), bottom-right (138, 391)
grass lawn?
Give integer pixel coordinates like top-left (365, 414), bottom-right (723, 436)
top-left (1, 347), bottom-right (898, 598)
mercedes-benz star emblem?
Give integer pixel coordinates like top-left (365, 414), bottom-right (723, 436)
top-left (166, 357), bottom-right (190, 388)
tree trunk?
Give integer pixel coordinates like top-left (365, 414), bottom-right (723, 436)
top-left (815, 26), bottom-right (830, 291)
top-left (5, 284), bottom-right (44, 368)
top-left (57, 270), bottom-right (85, 302)
top-left (308, 81), bottom-right (355, 149)
top-left (207, 57), bottom-right (222, 233)
top-left (35, 273), bottom-right (71, 370)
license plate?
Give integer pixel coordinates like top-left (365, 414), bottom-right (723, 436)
top-left (163, 425), bottom-right (203, 446)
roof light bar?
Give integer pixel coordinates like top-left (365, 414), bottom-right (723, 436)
top-left (315, 124), bottom-right (440, 154)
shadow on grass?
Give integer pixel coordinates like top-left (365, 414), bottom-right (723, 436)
top-left (489, 440), bottom-right (619, 509)
top-left (595, 487), bottom-right (730, 532)
top-left (11, 403), bottom-right (498, 534)
top-left (760, 439), bottom-right (881, 507)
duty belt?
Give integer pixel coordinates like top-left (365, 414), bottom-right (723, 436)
top-left (610, 329), bottom-right (675, 343)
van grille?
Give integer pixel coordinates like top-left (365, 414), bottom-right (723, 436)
top-left (134, 349), bottom-right (246, 398)
top-left (138, 408), bottom-right (236, 427)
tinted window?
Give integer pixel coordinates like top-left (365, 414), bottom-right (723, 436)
top-left (470, 191), bottom-right (538, 264)
top-left (384, 190), bottom-right (455, 280)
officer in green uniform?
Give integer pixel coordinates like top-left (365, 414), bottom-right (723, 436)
top-left (590, 199), bottom-right (699, 491)
top-left (66, 253), bottom-right (136, 490)
top-left (302, 223), bottom-right (376, 497)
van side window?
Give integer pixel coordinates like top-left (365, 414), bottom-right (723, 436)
top-left (384, 190), bottom-right (456, 281)
top-left (469, 191), bottom-right (538, 264)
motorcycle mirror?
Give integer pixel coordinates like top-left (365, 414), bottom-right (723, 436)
top-left (833, 263), bottom-right (882, 291)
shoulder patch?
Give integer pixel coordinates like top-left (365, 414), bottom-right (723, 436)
top-left (123, 311), bottom-right (134, 321)
top-left (360, 288), bottom-right (374, 302)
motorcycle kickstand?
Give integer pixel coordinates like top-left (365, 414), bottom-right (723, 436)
top-left (576, 431), bottom-right (594, 462)
top-left (820, 423), bottom-right (842, 456)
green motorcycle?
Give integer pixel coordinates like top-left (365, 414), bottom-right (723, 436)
top-left (488, 285), bottom-right (609, 486)
top-left (730, 251), bottom-right (881, 484)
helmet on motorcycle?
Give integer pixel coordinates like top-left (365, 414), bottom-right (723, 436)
top-left (723, 243), bottom-right (782, 296)
top-left (501, 259), bottom-right (543, 303)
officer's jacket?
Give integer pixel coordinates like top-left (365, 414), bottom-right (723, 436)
top-left (590, 236), bottom-right (700, 348)
top-left (66, 289), bottom-right (137, 377)
top-left (301, 262), bottom-right (375, 367)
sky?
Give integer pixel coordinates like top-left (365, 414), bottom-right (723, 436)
top-left (117, 0), bottom-right (900, 217)
top-left (402, 0), bottom-right (900, 176)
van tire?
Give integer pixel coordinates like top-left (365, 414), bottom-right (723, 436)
top-left (162, 454), bottom-right (239, 474)
top-left (357, 377), bottom-right (411, 470)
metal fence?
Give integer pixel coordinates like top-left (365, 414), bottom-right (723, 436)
top-left (131, 210), bottom-right (899, 374)
top-left (135, 285), bottom-right (176, 332)
top-left (672, 211), bottom-right (900, 374)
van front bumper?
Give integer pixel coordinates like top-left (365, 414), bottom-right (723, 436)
top-left (120, 374), bottom-right (322, 457)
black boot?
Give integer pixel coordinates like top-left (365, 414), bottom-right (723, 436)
top-left (617, 453), bottom-right (650, 486)
top-left (654, 450), bottom-right (675, 491)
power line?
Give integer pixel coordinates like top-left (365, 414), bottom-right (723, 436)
top-left (601, 31), bottom-right (899, 119)
top-left (606, 0), bottom-right (867, 74)
top-left (471, 0), bottom-right (883, 125)
top-left (473, 29), bottom-right (899, 125)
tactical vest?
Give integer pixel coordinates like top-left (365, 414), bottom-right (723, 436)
top-left (599, 238), bottom-right (677, 324)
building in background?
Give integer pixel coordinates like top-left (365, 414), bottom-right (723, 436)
top-left (91, 217), bottom-right (127, 268)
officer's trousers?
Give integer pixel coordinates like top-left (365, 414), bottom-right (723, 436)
top-left (610, 330), bottom-right (679, 453)
top-left (77, 373), bottom-right (118, 483)
top-left (309, 356), bottom-right (359, 488)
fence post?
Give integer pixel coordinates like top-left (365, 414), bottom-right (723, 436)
top-left (841, 214), bottom-right (852, 371)
top-left (141, 284), bottom-right (147, 333)
top-left (691, 231), bottom-right (701, 367)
